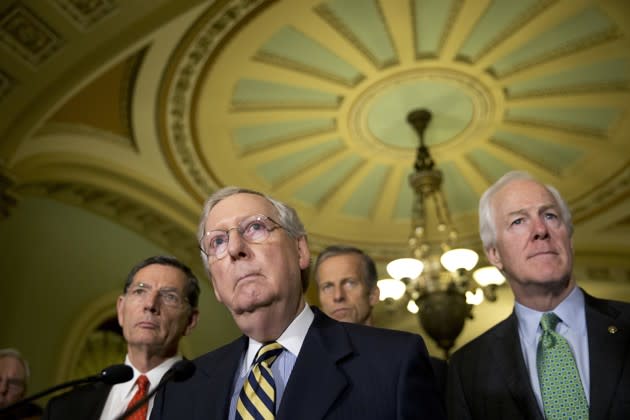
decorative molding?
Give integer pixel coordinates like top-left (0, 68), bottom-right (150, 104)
top-left (0, 162), bottom-right (18, 220)
top-left (16, 181), bottom-right (200, 269)
top-left (0, 2), bottom-right (64, 66)
top-left (0, 69), bottom-right (15, 101)
top-left (161, 0), bottom-right (272, 201)
top-left (571, 165), bottom-right (630, 223)
top-left (52, 0), bottom-right (118, 31)
top-left (121, 50), bottom-right (147, 152)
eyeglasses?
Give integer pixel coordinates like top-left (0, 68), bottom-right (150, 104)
top-left (126, 283), bottom-right (188, 308)
top-left (200, 214), bottom-right (283, 260)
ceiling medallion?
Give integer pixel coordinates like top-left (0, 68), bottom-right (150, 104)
top-left (346, 67), bottom-right (500, 160)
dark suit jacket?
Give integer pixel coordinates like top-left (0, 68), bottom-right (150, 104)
top-left (42, 382), bottom-right (111, 420)
top-left (152, 307), bottom-right (445, 419)
top-left (447, 290), bottom-right (630, 420)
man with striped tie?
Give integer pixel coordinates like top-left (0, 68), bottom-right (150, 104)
top-left (447, 171), bottom-right (630, 420)
top-left (152, 187), bottom-right (445, 419)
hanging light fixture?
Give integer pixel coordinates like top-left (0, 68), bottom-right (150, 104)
top-left (377, 108), bottom-right (505, 358)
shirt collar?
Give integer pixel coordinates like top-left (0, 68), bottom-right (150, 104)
top-left (122, 354), bottom-right (183, 396)
top-left (244, 304), bottom-right (314, 369)
top-left (515, 285), bottom-right (585, 344)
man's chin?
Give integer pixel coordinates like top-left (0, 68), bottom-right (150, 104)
top-left (232, 297), bottom-right (274, 315)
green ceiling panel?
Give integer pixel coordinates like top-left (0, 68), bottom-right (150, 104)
top-left (441, 162), bottom-right (478, 213)
top-left (257, 138), bottom-right (343, 185)
top-left (342, 164), bottom-right (390, 217)
top-left (259, 26), bottom-right (362, 85)
top-left (293, 155), bottom-right (363, 206)
top-left (368, 80), bottom-right (473, 147)
top-left (232, 79), bottom-right (339, 107)
top-left (506, 107), bottom-right (620, 132)
top-left (413, 0), bottom-right (456, 56)
top-left (233, 118), bottom-right (336, 153)
top-left (491, 7), bottom-right (615, 76)
top-left (317, 0), bottom-right (396, 67)
top-left (506, 57), bottom-right (629, 96)
top-left (493, 130), bottom-right (584, 173)
top-left (458, 0), bottom-right (542, 61)
top-left (466, 148), bottom-right (513, 183)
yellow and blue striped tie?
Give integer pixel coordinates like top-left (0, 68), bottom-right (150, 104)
top-left (236, 342), bottom-right (284, 420)
top-left (537, 312), bottom-right (589, 420)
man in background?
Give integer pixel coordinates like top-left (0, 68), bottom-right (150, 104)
top-left (313, 245), bottom-right (448, 399)
top-left (448, 171), bottom-right (630, 420)
top-left (43, 255), bottom-right (200, 420)
top-left (0, 348), bottom-right (42, 419)
top-left (313, 245), bottom-right (380, 326)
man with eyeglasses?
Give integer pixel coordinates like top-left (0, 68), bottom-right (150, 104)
top-left (151, 187), bottom-right (445, 419)
top-left (43, 255), bottom-right (200, 420)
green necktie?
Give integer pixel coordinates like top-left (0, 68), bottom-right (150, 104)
top-left (236, 342), bottom-right (284, 420)
top-left (537, 312), bottom-right (589, 420)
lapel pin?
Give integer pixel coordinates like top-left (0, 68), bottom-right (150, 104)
top-left (608, 325), bottom-right (618, 334)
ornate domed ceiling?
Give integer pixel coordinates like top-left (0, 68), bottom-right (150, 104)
top-left (1, 0), bottom-right (629, 392)
top-left (158, 0), bottom-right (630, 260)
top-left (0, 0), bottom-right (628, 273)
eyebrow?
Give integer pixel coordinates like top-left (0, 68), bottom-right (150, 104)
top-left (506, 203), bottom-right (558, 218)
top-left (132, 283), bottom-right (180, 292)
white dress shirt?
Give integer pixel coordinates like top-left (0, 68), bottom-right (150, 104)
top-left (515, 286), bottom-right (590, 412)
top-left (99, 354), bottom-right (182, 420)
top-left (228, 304), bottom-right (315, 420)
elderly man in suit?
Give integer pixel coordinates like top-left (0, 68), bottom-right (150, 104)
top-left (43, 255), bottom-right (200, 420)
top-left (152, 187), bottom-right (444, 420)
top-left (447, 171), bottom-right (630, 420)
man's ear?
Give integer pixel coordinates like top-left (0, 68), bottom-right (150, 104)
top-left (486, 246), bottom-right (503, 270)
top-left (368, 285), bottom-right (380, 306)
top-left (296, 236), bottom-right (311, 271)
top-left (184, 309), bottom-right (199, 336)
top-left (116, 295), bottom-right (125, 328)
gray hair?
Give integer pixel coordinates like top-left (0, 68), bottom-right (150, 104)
top-left (313, 245), bottom-right (378, 290)
top-left (478, 170), bottom-right (573, 250)
top-left (197, 186), bottom-right (310, 290)
top-left (0, 348), bottom-right (30, 384)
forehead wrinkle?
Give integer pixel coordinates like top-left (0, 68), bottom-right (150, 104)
top-left (207, 194), bottom-right (278, 229)
top-left (505, 201), bottom-right (558, 218)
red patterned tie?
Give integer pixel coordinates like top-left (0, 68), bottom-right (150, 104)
top-left (126, 375), bottom-right (150, 420)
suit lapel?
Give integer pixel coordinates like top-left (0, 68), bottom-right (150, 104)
top-left (196, 337), bottom-right (247, 419)
top-left (491, 313), bottom-right (544, 420)
top-left (277, 308), bottom-right (351, 420)
top-left (584, 292), bottom-right (629, 420)
top-left (89, 383), bottom-right (112, 420)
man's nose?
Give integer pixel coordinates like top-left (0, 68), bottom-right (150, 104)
top-left (333, 285), bottom-right (345, 302)
top-left (143, 291), bottom-right (161, 312)
top-left (532, 217), bottom-right (550, 240)
top-left (226, 229), bottom-right (249, 259)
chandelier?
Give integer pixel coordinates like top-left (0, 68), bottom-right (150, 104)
top-left (377, 109), bottom-right (505, 358)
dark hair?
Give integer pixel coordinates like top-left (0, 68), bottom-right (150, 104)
top-left (124, 255), bottom-right (201, 308)
top-left (313, 245), bottom-right (378, 290)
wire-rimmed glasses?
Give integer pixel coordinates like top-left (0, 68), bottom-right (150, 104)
top-left (125, 283), bottom-right (189, 308)
top-left (200, 214), bottom-right (283, 260)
